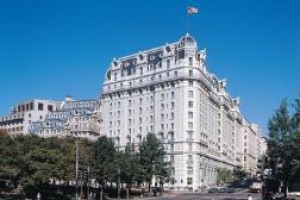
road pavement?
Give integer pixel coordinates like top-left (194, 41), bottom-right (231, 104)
top-left (135, 189), bottom-right (262, 200)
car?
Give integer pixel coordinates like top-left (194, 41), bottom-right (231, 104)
top-left (250, 182), bottom-right (262, 193)
top-left (208, 187), bottom-right (219, 193)
top-left (218, 187), bottom-right (227, 193)
top-left (226, 188), bottom-right (235, 193)
top-left (239, 180), bottom-right (248, 186)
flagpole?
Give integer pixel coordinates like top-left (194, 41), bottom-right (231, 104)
top-left (186, 6), bottom-right (190, 34)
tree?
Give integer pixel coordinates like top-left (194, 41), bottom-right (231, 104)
top-left (92, 136), bottom-right (118, 199)
top-left (217, 168), bottom-right (233, 185)
top-left (138, 133), bottom-right (169, 193)
top-left (0, 133), bottom-right (22, 186)
top-left (0, 129), bottom-right (8, 137)
top-left (233, 168), bottom-right (247, 181)
top-left (268, 98), bottom-right (300, 193)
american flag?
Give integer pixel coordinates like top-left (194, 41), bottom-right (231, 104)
top-left (187, 6), bottom-right (198, 14)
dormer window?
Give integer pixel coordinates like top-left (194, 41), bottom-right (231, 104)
top-left (150, 55), bottom-right (155, 61)
top-left (166, 46), bottom-right (171, 52)
top-left (139, 54), bottom-right (144, 60)
top-left (125, 62), bottom-right (130, 67)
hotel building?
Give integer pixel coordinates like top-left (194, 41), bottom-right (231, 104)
top-left (100, 33), bottom-right (262, 190)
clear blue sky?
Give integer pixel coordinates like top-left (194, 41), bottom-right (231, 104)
top-left (1, 0), bottom-right (299, 134)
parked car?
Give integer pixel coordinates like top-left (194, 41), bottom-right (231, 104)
top-left (218, 187), bottom-right (227, 193)
top-left (250, 182), bottom-right (262, 193)
top-left (226, 187), bottom-right (235, 193)
top-left (208, 187), bottom-right (219, 193)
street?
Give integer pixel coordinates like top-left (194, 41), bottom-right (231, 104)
top-left (145, 189), bottom-right (262, 200)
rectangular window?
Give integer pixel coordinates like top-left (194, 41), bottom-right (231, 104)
top-left (189, 81), bottom-right (193, 86)
top-left (188, 143), bottom-right (192, 151)
top-left (171, 112), bottom-right (174, 120)
top-left (167, 60), bottom-right (170, 69)
top-left (161, 93), bottom-right (164, 100)
top-left (30, 102), bottom-right (34, 110)
top-left (188, 57), bottom-right (193, 66)
top-left (170, 167), bottom-right (175, 176)
top-left (128, 100), bottom-right (132, 107)
top-left (139, 67), bottom-right (143, 75)
top-left (38, 103), bottom-right (44, 111)
top-left (187, 167), bottom-right (193, 175)
top-left (150, 115), bottom-right (154, 123)
top-left (150, 106), bottom-right (154, 113)
top-left (171, 92), bottom-right (175, 99)
top-left (171, 102), bottom-right (175, 109)
top-left (188, 122), bottom-right (193, 129)
top-left (187, 177), bottom-right (193, 185)
top-left (150, 96), bottom-right (154, 103)
top-left (48, 105), bottom-right (53, 112)
top-left (188, 101), bottom-right (193, 108)
top-left (189, 69), bottom-right (193, 77)
top-left (188, 111), bottom-right (193, 119)
top-left (188, 90), bottom-right (193, 98)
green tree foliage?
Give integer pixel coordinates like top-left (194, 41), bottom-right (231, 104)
top-left (139, 133), bottom-right (169, 192)
top-left (0, 132), bottom-right (170, 198)
top-left (92, 136), bottom-right (118, 187)
top-left (268, 97), bottom-right (300, 186)
top-left (217, 168), bottom-right (233, 185)
top-left (119, 144), bottom-right (143, 187)
top-left (233, 168), bottom-right (247, 181)
top-left (0, 133), bottom-right (22, 180)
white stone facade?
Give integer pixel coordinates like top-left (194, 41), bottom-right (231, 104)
top-left (99, 34), bottom-right (260, 190)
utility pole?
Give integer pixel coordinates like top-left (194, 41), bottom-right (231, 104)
top-left (87, 164), bottom-right (90, 199)
top-left (75, 139), bottom-right (80, 200)
top-left (117, 168), bottom-right (120, 200)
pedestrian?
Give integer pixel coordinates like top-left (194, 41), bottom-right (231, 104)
top-left (248, 194), bottom-right (253, 200)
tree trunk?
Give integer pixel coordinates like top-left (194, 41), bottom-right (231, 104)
top-left (148, 181), bottom-right (151, 196)
top-left (126, 187), bottom-right (129, 199)
top-left (100, 188), bottom-right (103, 200)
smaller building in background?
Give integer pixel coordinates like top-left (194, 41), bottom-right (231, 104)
top-left (30, 97), bottom-right (101, 140)
top-left (0, 99), bottom-right (61, 135)
top-left (0, 97), bottom-right (101, 140)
